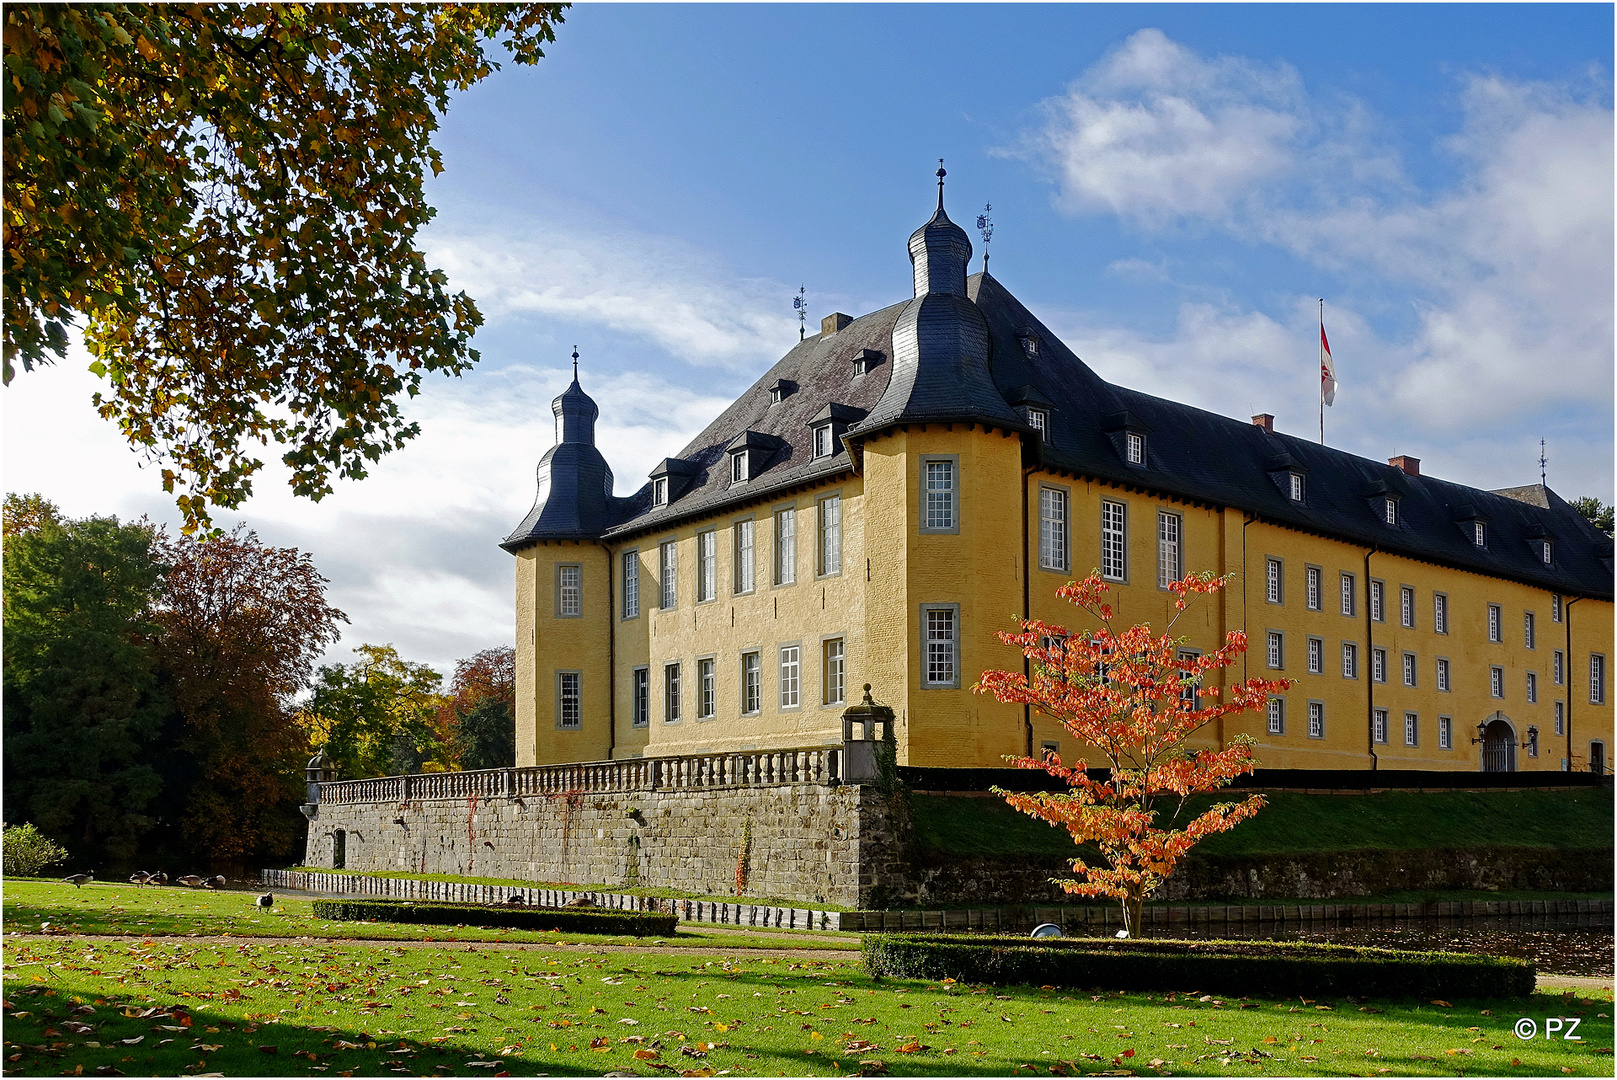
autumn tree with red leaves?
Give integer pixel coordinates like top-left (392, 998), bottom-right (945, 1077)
top-left (434, 646), bottom-right (516, 771)
top-left (974, 572), bottom-right (1290, 937)
top-left (151, 526), bottom-right (347, 859)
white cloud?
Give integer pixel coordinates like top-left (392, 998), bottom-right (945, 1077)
top-left (1007, 28), bottom-right (1309, 224)
top-left (426, 215), bottom-right (799, 373)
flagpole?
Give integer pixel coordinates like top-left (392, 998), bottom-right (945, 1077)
top-left (1319, 299), bottom-right (1325, 445)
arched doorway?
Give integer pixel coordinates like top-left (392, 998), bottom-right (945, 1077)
top-left (1479, 716), bottom-right (1516, 773)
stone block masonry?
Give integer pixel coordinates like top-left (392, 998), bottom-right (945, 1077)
top-left (302, 751), bottom-right (911, 909)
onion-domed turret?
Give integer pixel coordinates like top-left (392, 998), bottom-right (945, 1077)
top-left (908, 166), bottom-right (973, 298)
top-left (553, 352), bottom-right (600, 444)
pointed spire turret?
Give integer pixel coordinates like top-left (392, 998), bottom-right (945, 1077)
top-left (552, 347), bottom-right (599, 445)
top-left (908, 158), bottom-right (973, 298)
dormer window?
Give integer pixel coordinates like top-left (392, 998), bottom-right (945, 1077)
top-left (652, 477), bottom-right (668, 506)
top-left (1384, 498), bottom-right (1399, 526)
top-left (1289, 473), bottom-right (1305, 502)
top-left (812, 423), bottom-right (834, 459)
top-left (1126, 431), bottom-right (1145, 465)
top-left (730, 451), bottom-right (748, 484)
top-left (768, 379), bottom-right (795, 405)
top-left (1474, 521), bottom-right (1487, 547)
top-left (1017, 329), bottom-right (1040, 360)
top-left (851, 349), bottom-right (882, 377)
top-left (1028, 409), bottom-right (1048, 436)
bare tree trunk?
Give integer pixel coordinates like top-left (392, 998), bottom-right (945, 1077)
top-left (1121, 893), bottom-right (1145, 938)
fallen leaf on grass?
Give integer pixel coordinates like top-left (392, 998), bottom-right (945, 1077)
top-left (895, 1041), bottom-right (928, 1053)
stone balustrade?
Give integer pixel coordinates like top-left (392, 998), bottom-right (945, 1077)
top-left (315, 747), bottom-right (841, 806)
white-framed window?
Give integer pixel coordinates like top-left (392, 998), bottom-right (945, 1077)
top-left (1554, 649), bottom-right (1564, 685)
top-left (775, 507), bottom-right (797, 585)
top-left (730, 451), bottom-right (748, 485)
top-left (1340, 572), bottom-right (1356, 617)
top-left (1541, 540), bottom-right (1553, 565)
top-left (1384, 498), bottom-right (1398, 526)
top-left (1308, 701), bottom-right (1324, 739)
top-left (923, 605), bottom-right (958, 687)
top-left (1434, 593), bottom-right (1448, 634)
top-left (1436, 657), bottom-right (1451, 692)
top-left (1177, 649), bottom-right (1201, 705)
top-left (557, 563), bottom-right (582, 617)
top-left (1265, 559), bottom-right (1282, 604)
top-left (1267, 697), bottom-right (1285, 735)
top-left (734, 519), bottom-right (755, 594)
top-left (1487, 604), bottom-right (1501, 643)
top-left (823, 638), bottom-right (845, 706)
top-left (1372, 647), bottom-right (1387, 684)
top-left (1306, 566), bottom-right (1322, 610)
top-left (1439, 715), bottom-right (1453, 750)
top-left (652, 476), bottom-right (668, 506)
top-left (556, 671), bottom-right (581, 729)
top-left (1101, 500), bottom-right (1127, 581)
top-left (1525, 611), bottom-right (1536, 650)
top-left (923, 458), bottom-right (956, 531)
top-left (1592, 654), bottom-right (1606, 705)
top-left (779, 645), bottom-right (800, 709)
top-left (1369, 579), bottom-right (1384, 622)
top-left (696, 529), bottom-right (717, 603)
top-left (1373, 708), bottom-right (1389, 744)
top-left (622, 551), bottom-right (640, 619)
top-left (660, 541), bottom-right (678, 609)
top-left (817, 494), bottom-right (843, 575)
top-left (812, 423), bottom-right (834, 459)
top-left (1490, 665), bottom-right (1504, 698)
top-left (1404, 711), bottom-right (1418, 747)
top-left (631, 666), bottom-right (649, 727)
top-left (1039, 487), bottom-right (1069, 572)
top-left (1289, 472), bottom-right (1306, 502)
top-left (1400, 586), bottom-right (1414, 629)
top-left (1307, 637), bottom-right (1323, 675)
top-left (1526, 671), bottom-right (1537, 704)
top-left (1126, 431), bottom-right (1145, 465)
top-left (1029, 410), bottom-right (1048, 436)
top-left (740, 652), bottom-right (761, 714)
top-left (1552, 595), bottom-right (1562, 623)
top-left (1554, 700), bottom-right (1565, 736)
top-left (697, 658), bottom-right (716, 720)
top-left (1267, 631), bottom-right (1284, 670)
top-left (1473, 520), bottom-right (1487, 547)
top-left (1402, 652), bottom-right (1417, 688)
top-left (664, 663), bottom-right (682, 722)
top-left (1156, 511), bottom-right (1182, 588)
top-left (1342, 642), bottom-right (1358, 679)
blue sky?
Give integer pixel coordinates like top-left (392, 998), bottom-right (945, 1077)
top-left (7, 4), bottom-right (1612, 674)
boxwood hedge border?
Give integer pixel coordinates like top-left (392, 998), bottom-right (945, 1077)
top-left (311, 898), bottom-right (677, 937)
top-left (861, 934), bottom-right (1535, 999)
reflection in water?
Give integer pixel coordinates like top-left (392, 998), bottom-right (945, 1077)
top-left (1172, 916), bottom-right (1614, 977)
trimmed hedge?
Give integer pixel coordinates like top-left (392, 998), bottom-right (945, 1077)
top-left (311, 898), bottom-right (677, 937)
top-left (862, 934), bottom-right (1535, 1000)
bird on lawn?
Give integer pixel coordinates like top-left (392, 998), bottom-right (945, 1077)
top-left (62, 872), bottom-right (93, 888)
top-left (176, 874), bottom-right (206, 888)
top-left (148, 871), bottom-right (168, 887)
top-left (205, 875), bottom-right (226, 888)
top-left (255, 893), bottom-right (274, 908)
top-left (503, 893), bottom-right (527, 906)
top-left (129, 871), bottom-right (152, 887)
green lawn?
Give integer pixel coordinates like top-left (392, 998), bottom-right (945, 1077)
top-left (911, 788), bottom-right (1616, 859)
top-left (1, 881), bottom-right (856, 952)
top-left (3, 881), bottom-right (1612, 1077)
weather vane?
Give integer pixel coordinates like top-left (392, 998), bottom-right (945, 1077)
top-left (794, 285), bottom-right (807, 342)
top-left (976, 202), bottom-right (993, 273)
top-left (1540, 438), bottom-right (1548, 487)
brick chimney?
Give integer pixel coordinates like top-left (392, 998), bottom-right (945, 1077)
top-left (821, 312), bottom-right (853, 335)
top-left (1251, 414), bottom-right (1275, 434)
top-left (1389, 455), bottom-right (1421, 477)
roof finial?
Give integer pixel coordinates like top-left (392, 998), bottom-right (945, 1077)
top-left (936, 159), bottom-right (946, 211)
top-left (571, 346), bottom-right (579, 383)
top-left (1539, 438), bottom-right (1548, 487)
top-left (976, 202), bottom-right (993, 273)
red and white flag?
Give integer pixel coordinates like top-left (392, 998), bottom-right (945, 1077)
top-left (1319, 318), bottom-right (1338, 407)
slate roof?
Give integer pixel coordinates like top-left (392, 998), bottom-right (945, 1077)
top-left (504, 228), bottom-right (1612, 602)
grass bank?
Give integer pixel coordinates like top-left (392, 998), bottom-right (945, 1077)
top-left (4, 929), bottom-right (1610, 1077)
top-left (911, 788), bottom-right (1615, 859)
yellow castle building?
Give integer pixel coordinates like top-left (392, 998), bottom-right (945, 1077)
top-left (503, 177), bottom-right (1613, 776)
